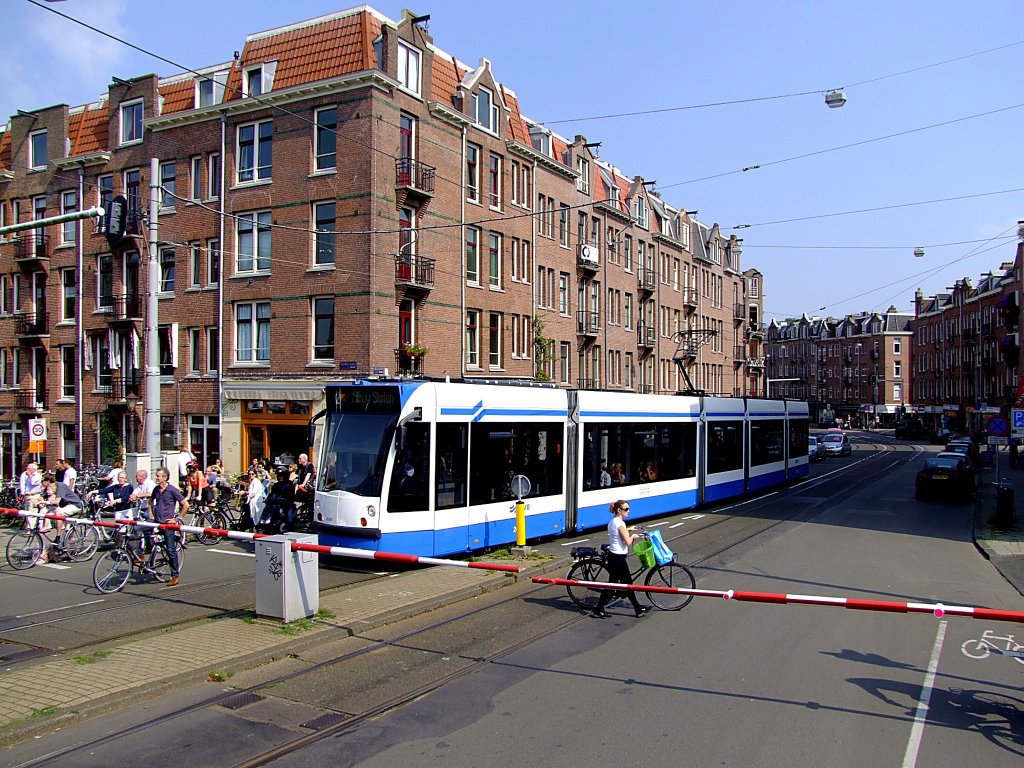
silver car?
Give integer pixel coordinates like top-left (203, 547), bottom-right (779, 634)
top-left (808, 435), bottom-right (826, 462)
top-left (821, 432), bottom-right (852, 457)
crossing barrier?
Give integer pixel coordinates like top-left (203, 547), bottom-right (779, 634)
top-left (534, 576), bottom-right (1024, 625)
top-left (0, 508), bottom-right (521, 573)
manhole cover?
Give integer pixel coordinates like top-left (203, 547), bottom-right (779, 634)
top-left (219, 692), bottom-right (265, 710)
top-left (300, 712), bottom-right (349, 731)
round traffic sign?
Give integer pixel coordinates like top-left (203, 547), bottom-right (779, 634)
top-left (30, 422), bottom-right (45, 438)
top-left (510, 474), bottom-right (531, 499)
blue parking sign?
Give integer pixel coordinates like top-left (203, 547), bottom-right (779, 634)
top-left (1013, 409), bottom-right (1024, 430)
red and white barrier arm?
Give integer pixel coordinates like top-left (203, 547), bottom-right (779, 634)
top-left (1, 508), bottom-right (520, 573)
top-left (533, 577), bottom-right (1024, 625)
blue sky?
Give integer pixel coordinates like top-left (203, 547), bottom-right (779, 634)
top-left (3, 0), bottom-right (1023, 322)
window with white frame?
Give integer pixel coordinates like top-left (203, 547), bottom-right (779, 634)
top-left (559, 273), bottom-right (569, 315)
top-left (206, 239), bottom-right (220, 286)
top-left (236, 120), bottom-right (272, 183)
top-left (0, 275), bottom-right (7, 315)
top-left (893, 338), bottom-right (902, 355)
top-left (894, 361), bottom-right (902, 379)
top-left (207, 153), bottom-right (221, 199)
top-left (160, 161), bottom-right (176, 208)
top-left (472, 87), bottom-right (499, 133)
top-left (313, 201), bottom-right (336, 266)
top-left (488, 312), bottom-right (502, 368)
top-left (559, 342), bottom-right (570, 384)
top-left (243, 62), bottom-right (276, 97)
top-left (466, 144), bottom-right (480, 203)
top-left (635, 195), bottom-right (648, 229)
top-left (559, 205), bottom-right (569, 246)
top-left (521, 316), bottom-right (531, 359)
top-left (465, 226), bottom-right (479, 284)
top-left (159, 248), bottom-right (176, 293)
top-left (520, 241), bottom-right (531, 283)
top-left (488, 232), bottom-right (501, 289)
top-left (97, 254), bottom-right (113, 309)
top-left (190, 156), bottom-right (202, 200)
top-left (60, 190), bottom-right (77, 245)
top-left (188, 327), bottom-right (201, 374)
top-left (396, 41), bottom-right (421, 95)
top-left (235, 301), bottom-right (270, 363)
top-left (189, 242), bottom-right (202, 288)
top-left (206, 327), bottom-right (219, 373)
top-left (312, 296), bottom-right (335, 361)
top-left (196, 71), bottom-right (227, 108)
top-left (510, 239), bottom-right (520, 282)
top-left (488, 154), bottom-right (501, 208)
top-left (29, 130), bottom-right (47, 170)
top-left (576, 157), bottom-right (590, 194)
top-left (0, 348), bottom-right (7, 388)
top-left (236, 211), bottom-right (271, 272)
top-left (120, 100), bottom-right (143, 145)
top-left (61, 346), bottom-right (75, 399)
top-left (314, 107), bottom-right (337, 171)
top-left (465, 310), bottom-right (479, 367)
top-left (61, 268), bottom-right (75, 322)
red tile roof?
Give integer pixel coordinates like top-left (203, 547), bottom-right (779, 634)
top-left (160, 78), bottom-right (195, 115)
top-left (500, 87), bottom-right (530, 145)
top-left (67, 103), bottom-right (109, 157)
top-left (0, 129), bottom-right (11, 171)
top-left (430, 53), bottom-right (467, 110)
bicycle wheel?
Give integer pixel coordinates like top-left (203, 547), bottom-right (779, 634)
top-left (644, 561), bottom-right (696, 611)
top-left (66, 523), bottom-right (100, 562)
top-left (93, 550), bottom-right (132, 593)
top-left (6, 530), bottom-right (44, 570)
top-left (196, 511), bottom-right (224, 545)
top-left (566, 558), bottom-right (611, 610)
top-left (150, 541), bottom-right (183, 582)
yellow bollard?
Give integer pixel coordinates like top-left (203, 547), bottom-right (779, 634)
top-left (515, 499), bottom-right (526, 546)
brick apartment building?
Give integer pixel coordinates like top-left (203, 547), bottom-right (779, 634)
top-left (0, 6), bottom-right (765, 476)
top-left (766, 308), bottom-right (914, 427)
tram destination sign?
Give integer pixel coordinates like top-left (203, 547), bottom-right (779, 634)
top-left (333, 386), bottom-right (401, 413)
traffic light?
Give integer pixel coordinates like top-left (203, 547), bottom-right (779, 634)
top-left (869, 374), bottom-right (878, 386)
top-left (104, 194), bottom-right (128, 247)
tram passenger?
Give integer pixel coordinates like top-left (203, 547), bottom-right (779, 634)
top-left (591, 499), bottom-right (649, 619)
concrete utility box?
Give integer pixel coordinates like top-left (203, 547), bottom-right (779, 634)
top-left (255, 533), bottom-right (319, 622)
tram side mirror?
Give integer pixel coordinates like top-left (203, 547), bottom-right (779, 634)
top-left (397, 425), bottom-right (407, 452)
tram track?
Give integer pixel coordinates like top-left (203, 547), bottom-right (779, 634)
top-left (8, 436), bottom-right (921, 767)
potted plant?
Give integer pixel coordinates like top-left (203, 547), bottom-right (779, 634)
top-left (403, 342), bottom-right (429, 359)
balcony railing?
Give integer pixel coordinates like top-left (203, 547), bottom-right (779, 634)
top-left (576, 378), bottom-right (598, 390)
top-left (637, 268), bottom-right (656, 292)
top-left (733, 345), bottom-right (747, 361)
top-left (394, 254), bottom-right (435, 290)
top-left (637, 384), bottom-right (654, 394)
top-left (14, 389), bottom-right (46, 411)
top-left (637, 325), bottom-right (656, 348)
top-left (747, 356), bottom-right (766, 368)
top-left (15, 310), bottom-right (49, 338)
top-left (395, 157), bottom-right (436, 196)
top-left (576, 309), bottom-right (600, 337)
top-left (733, 302), bottom-right (745, 321)
top-left (98, 376), bottom-right (142, 401)
top-left (110, 294), bottom-right (143, 322)
top-left (13, 233), bottom-right (49, 262)
top-left (681, 288), bottom-right (698, 308)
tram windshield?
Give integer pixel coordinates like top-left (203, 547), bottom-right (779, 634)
top-left (318, 412), bottom-right (397, 496)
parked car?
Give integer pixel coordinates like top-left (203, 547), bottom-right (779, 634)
top-left (808, 435), bottom-right (826, 462)
top-left (943, 440), bottom-right (981, 467)
top-left (935, 450), bottom-right (978, 479)
top-left (916, 454), bottom-right (975, 500)
top-left (932, 428), bottom-right (953, 445)
top-left (821, 432), bottom-right (852, 457)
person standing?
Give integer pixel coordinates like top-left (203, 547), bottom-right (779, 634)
top-left (592, 499), bottom-right (650, 619)
top-left (129, 468), bottom-right (156, 521)
top-left (62, 458), bottom-right (78, 492)
top-left (175, 444), bottom-right (195, 490)
top-left (19, 462), bottom-right (43, 500)
top-left (151, 467), bottom-right (187, 587)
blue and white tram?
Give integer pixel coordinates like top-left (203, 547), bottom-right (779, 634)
top-left (311, 379), bottom-right (808, 557)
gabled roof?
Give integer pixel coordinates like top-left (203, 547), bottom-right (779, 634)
top-left (66, 102), bottom-right (109, 156)
top-left (0, 126), bottom-right (11, 172)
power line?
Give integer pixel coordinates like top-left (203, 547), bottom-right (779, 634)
top-left (743, 236), bottom-right (1018, 251)
top-left (732, 187), bottom-right (1024, 230)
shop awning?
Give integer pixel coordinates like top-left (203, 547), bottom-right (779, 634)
top-left (223, 384), bottom-right (325, 402)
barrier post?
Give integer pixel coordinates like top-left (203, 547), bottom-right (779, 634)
top-left (515, 499), bottom-right (526, 547)
top-left (255, 533), bottom-right (319, 622)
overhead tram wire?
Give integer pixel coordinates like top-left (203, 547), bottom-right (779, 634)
top-left (743, 236), bottom-right (1018, 251)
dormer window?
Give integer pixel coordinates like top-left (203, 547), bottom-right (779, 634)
top-left (243, 62), bottom-right (277, 98)
top-left (120, 99), bottom-right (144, 145)
top-left (576, 157), bottom-right (590, 194)
top-left (397, 41), bottom-right (421, 96)
top-left (635, 196), bottom-right (648, 229)
top-left (472, 87), bottom-right (499, 133)
top-left (29, 130), bottom-right (47, 170)
top-left (196, 71), bottom-right (228, 108)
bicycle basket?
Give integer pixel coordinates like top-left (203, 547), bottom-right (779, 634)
top-left (633, 539), bottom-right (656, 569)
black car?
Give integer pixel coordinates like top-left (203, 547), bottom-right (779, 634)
top-left (916, 455), bottom-right (974, 500)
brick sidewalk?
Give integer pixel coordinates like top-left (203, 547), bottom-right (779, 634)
top-left (0, 556), bottom-right (556, 745)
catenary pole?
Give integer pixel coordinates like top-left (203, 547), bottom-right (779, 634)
top-left (146, 157), bottom-right (161, 469)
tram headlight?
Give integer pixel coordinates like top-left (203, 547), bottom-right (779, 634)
top-left (366, 505), bottom-right (376, 517)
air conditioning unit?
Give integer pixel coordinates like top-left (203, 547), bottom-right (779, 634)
top-left (578, 243), bottom-right (598, 265)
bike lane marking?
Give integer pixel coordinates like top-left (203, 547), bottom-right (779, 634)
top-left (206, 549), bottom-right (256, 558)
top-left (901, 620), bottom-right (947, 768)
top-left (38, 563), bottom-right (71, 570)
top-left (16, 599), bottom-right (105, 618)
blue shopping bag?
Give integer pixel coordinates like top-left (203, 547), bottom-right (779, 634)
top-left (648, 529), bottom-right (674, 566)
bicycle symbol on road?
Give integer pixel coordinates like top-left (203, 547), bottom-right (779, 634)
top-left (961, 630), bottom-right (1024, 665)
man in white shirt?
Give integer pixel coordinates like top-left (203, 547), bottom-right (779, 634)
top-left (129, 468), bottom-right (157, 521)
top-left (175, 444), bottom-right (195, 489)
top-left (19, 462), bottom-right (42, 499)
top-left (62, 458), bottom-right (78, 491)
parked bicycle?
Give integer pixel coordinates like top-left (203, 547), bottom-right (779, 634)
top-left (5, 512), bottom-right (96, 569)
top-left (565, 527), bottom-right (696, 612)
top-left (0, 480), bottom-right (23, 526)
top-left (92, 523), bottom-right (185, 593)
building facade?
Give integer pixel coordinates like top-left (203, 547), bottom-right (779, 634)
top-left (0, 6), bottom-right (765, 477)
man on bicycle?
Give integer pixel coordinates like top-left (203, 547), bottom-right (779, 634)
top-left (151, 466), bottom-right (187, 587)
top-left (38, 473), bottom-right (84, 562)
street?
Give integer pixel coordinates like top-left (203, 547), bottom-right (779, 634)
top-left (2, 432), bottom-right (1022, 767)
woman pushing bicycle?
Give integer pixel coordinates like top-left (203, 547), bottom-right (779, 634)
top-left (592, 499), bottom-right (650, 619)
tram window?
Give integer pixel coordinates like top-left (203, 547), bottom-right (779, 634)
top-left (750, 419), bottom-right (786, 466)
top-left (435, 423), bottom-right (468, 510)
top-left (583, 422), bottom-right (696, 489)
top-left (319, 412), bottom-right (394, 496)
top-left (707, 421), bottom-right (743, 474)
top-left (388, 422), bottom-right (431, 512)
top-left (788, 419), bottom-right (808, 458)
top-left (469, 422), bottom-right (563, 505)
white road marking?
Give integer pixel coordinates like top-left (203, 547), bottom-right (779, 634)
top-left (206, 549), bottom-right (256, 558)
top-left (669, 521), bottom-right (687, 529)
top-left (38, 563), bottom-right (70, 570)
top-left (561, 538), bottom-right (591, 546)
top-left (901, 621), bottom-right (947, 768)
top-left (16, 599), bottom-right (105, 618)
